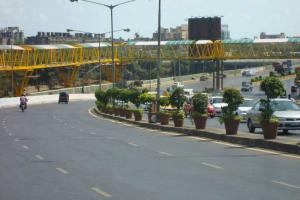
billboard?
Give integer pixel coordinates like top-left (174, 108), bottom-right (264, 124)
top-left (188, 17), bottom-right (221, 41)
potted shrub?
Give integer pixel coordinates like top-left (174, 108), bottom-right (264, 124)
top-left (125, 107), bottom-right (133, 119)
top-left (159, 96), bottom-right (171, 125)
top-left (95, 89), bottom-right (108, 112)
top-left (219, 88), bottom-right (244, 135)
top-left (192, 93), bottom-right (208, 129)
top-left (172, 110), bottom-right (185, 127)
top-left (139, 93), bottom-right (155, 123)
top-left (133, 109), bottom-right (144, 121)
top-left (170, 88), bottom-right (186, 127)
top-left (260, 77), bottom-right (284, 139)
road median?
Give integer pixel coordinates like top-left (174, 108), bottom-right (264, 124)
top-left (92, 107), bottom-right (300, 156)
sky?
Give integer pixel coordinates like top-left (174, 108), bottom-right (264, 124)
top-left (0, 0), bottom-right (299, 40)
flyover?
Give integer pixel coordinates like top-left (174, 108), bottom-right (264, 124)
top-left (1, 38), bottom-right (300, 95)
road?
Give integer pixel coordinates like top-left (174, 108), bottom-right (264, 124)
top-left (1, 101), bottom-right (300, 200)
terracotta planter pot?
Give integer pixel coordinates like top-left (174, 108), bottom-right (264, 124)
top-left (120, 108), bottom-right (126, 117)
top-left (193, 116), bottom-right (208, 129)
top-left (173, 116), bottom-right (184, 127)
top-left (261, 120), bottom-right (278, 139)
top-left (125, 110), bottom-right (132, 119)
top-left (148, 112), bottom-right (158, 123)
top-left (224, 119), bottom-right (240, 135)
top-left (133, 112), bottom-right (142, 121)
top-left (160, 113), bottom-right (170, 125)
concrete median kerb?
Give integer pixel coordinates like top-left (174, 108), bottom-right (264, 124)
top-left (92, 107), bottom-right (300, 155)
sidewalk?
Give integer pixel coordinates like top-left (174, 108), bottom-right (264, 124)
top-left (93, 108), bottom-right (300, 155)
top-left (0, 94), bottom-right (96, 109)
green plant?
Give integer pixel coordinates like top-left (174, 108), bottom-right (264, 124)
top-left (192, 93), bottom-right (208, 115)
top-left (132, 108), bottom-right (144, 114)
top-left (260, 77), bottom-right (284, 122)
top-left (172, 110), bottom-right (185, 119)
top-left (159, 110), bottom-right (171, 115)
top-left (139, 93), bottom-right (155, 105)
top-left (170, 88), bottom-right (186, 110)
top-left (159, 96), bottom-right (170, 107)
top-left (192, 111), bottom-right (207, 118)
top-left (219, 88), bottom-right (243, 124)
top-left (95, 90), bottom-right (108, 105)
top-left (119, 89), bottom-right (130, 104)
top-left (128, 89), bottom-right (142, 108)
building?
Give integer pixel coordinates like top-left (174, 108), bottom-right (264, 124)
top-left (260, 32), bottom-right (286, 39)
top-left (25, 32), bottom-right (111, 45)
top-left (152, 24), bottom-right (188, 41)
top-left (0, 27), bottom-right (24, 45)
top-left (221, 24), bottom-right (231, 40)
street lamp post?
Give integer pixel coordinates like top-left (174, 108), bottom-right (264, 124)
top-left (156, 0), bottom-right (161, 114)
top-left (70, 0), bottom-right (135, 88)
top-left (67, 28), bottom-right (130, 89)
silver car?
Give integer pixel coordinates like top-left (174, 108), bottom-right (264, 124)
top-left (236, 98), bottom-right (256, 122)
top-left (247, 98), bottom-right (300, 134)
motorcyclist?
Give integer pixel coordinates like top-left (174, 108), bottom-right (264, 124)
top-left (20, 94), bottom-right (28, 109)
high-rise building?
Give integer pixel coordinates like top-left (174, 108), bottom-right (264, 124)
top-left (221, 24), bottom-right (230, 40)
top-left (0, 27), bottom-right (24, 45)
top-left (152, 24), bottom-right (189, 41)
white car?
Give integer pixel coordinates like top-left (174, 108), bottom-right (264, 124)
top-left (183, 88), bottom-right (194, 101)
top-left (236, 98), bottom-right (256, 122)
top-left (247, 98), bottom-right (300, 134)
top-left (172, 82), bottom-right (184, 88)
top-left (209, 96), bottom-right (228, 116)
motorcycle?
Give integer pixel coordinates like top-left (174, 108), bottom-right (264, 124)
top-left (20, 102), bottom-right (27, 112)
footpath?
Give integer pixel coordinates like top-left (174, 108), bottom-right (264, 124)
top-left (92, 108), bottom-right (300, 156)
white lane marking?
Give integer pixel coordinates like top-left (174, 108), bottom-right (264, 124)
top-left (105, 136), bottom-right (114, 140)
top-left (128, 142), bottom-right (139, 147)
top-left (91, 187), bottom-right (112, 198)
top-left (35, 154), bottom-right (45, 160)
top-left (213, 141), bottom-right (242, 148)
top-left (187, 136), bottom-right (208, 141)
top-left (272, 180), bottom-right (300, 189)
top-left (14, 138), bottom-right (20, 142)
top-left (56, 167), bottom-right (69, 174)
top-left (201, 162), bottom-right (223, 169)
top-left (120, 123), bottom-right (132, 127)
top-left (89, 132), bottom-right (97, 135)
top-left (22, 145), bottom-right (29, 150)
top-left (158, 151), bottom-right (173, 156)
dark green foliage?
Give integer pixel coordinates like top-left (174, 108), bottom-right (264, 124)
top-left (170, 88), bottom-right (186, 110)
top-left (159, 96), bottom-right (170, 107)
top-left (128, 89), bottom-right (142, 108)
top-left (260, 77), bottom-right (284, 99)
top-left (95, 90), bottom-right (108, 105)
top-left (192, 93), bottom-right (208, 115)
top-left (219, 88), bottom-right (243, 123)
top-left (260, 77), bottom-right (284, 122)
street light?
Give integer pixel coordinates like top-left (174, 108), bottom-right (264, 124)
top-left (67, 28), bottom-right (130, 89)
top-left (156, 0), bottom-right (161, 114)
top-left (70, 0), bottom-right (135, 88)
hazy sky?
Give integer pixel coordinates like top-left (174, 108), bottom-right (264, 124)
top-left (1, 0), bottom-right (299, 39)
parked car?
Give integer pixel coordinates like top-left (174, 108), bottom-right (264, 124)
top-left (209, 96), bottom-right (228, 116)
top-left (183, 88), bottom-right (194, 101)
top-left (235, 98), bottom-right (256, 122)
top-left (247, 98), bottom-right (300, 134)
top-left (58, 92), bottom-right (69, 104)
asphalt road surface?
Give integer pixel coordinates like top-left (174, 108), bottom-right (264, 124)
top-left (1, 101), bottom-right (300, 200)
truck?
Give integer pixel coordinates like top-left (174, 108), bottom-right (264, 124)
top-left (272, 60), bottom-right (293, 75)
